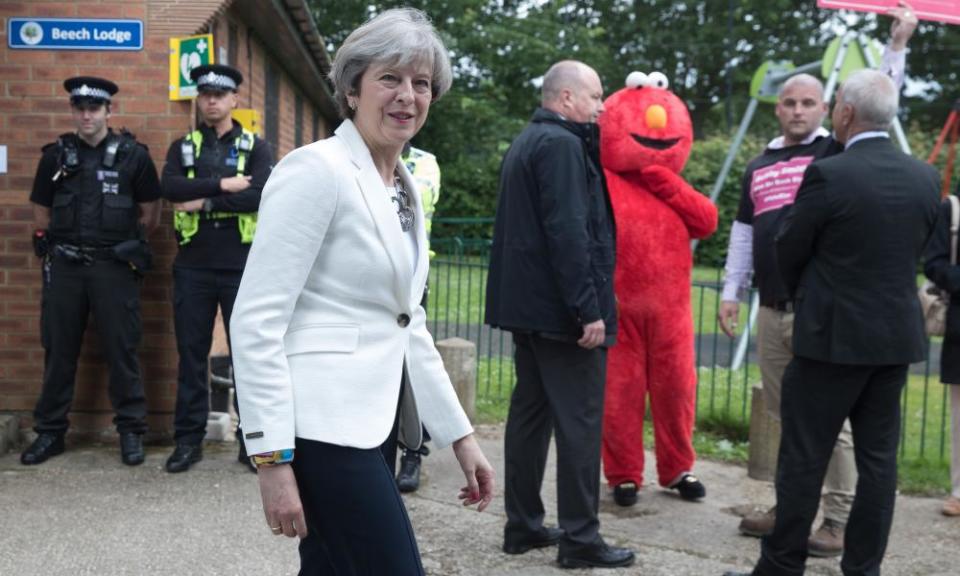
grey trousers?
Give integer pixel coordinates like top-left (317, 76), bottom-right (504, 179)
top-left (756, 306), bottom-right (856, 523)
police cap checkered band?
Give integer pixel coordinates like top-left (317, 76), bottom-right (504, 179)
top-left (190, 64), bottom-right (243, 92)
top-left (63, 76), bottom-right (118, 103)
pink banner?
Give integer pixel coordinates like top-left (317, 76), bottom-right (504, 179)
top-left (750, 157), bottom-right (815, 217)
top-left (818, 0), bottom-right (960, 25)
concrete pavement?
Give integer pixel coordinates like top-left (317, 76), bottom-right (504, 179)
top-left (1, 424), bottom-right (958, 575)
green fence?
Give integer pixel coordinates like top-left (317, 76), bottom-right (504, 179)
top-left (426, 221), bottom-right (953, 480)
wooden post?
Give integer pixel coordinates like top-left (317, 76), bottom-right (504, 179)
top-left (436, 337), bottom-right (476, 421)
top-left (748, 384), bottom-right (781, 481)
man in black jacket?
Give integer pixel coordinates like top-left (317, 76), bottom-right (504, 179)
top-left (485, 60), bottom-right (633, 569)
top-left (160, 64), bottom-right (273, 473)
top-left (725, 69), bottom-right (940, 576)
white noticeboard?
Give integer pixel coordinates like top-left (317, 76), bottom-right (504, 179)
top-left (0, 145), bottom-right (7, 174)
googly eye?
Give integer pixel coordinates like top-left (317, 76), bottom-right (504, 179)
top-left (648, 71), bottom-right (669, 89)
top-left (625, 71), bottom-right (649, 89)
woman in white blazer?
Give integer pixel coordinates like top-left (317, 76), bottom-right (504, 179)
top-left (229, 8), bottom-right (495, 574)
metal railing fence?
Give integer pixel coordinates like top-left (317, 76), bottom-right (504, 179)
top-left (426, 224), bottom-right (952, 467)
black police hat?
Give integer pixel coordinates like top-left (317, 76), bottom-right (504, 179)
top-left (190, 64), bottom-right (243, 93)
top-left (63, 76), bottom-right (118, 104)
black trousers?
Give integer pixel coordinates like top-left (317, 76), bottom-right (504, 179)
top-left (171, 266), bottom-right (242, 444)
top-left (294, 437), bottom-right (424, 576)
top-left (504, 333), bottom-right (606, 551)
top-left (34, 256), bottom-right (146, 435)
top-left (756, 357), bottom-right (907, 576)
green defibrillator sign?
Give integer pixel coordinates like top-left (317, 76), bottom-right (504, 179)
top-left (168, 34), bottom-right (213, 101)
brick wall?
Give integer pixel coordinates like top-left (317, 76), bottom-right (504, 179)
top-left (0, 0), bottom-right (333, 439)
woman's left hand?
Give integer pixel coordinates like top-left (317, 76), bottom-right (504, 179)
top-left (452, 433), bottom-right (495, 512)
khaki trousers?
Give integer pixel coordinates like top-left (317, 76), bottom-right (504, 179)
top-left (756, 306), bottom-right (856, 523)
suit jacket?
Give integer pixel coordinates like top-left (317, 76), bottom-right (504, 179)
top-left (775, 136), bottom-right (940, 365)
top-left (230, 120), bottom-right (473, 456)
top-left (923, 195), bottom-right (960, 383)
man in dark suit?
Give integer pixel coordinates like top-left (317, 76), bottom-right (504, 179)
top-left (725, 68), bottom-right (940, 576)
top-left (485, 60), bottom-right (633, 569)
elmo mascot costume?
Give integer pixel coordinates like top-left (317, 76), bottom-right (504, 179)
top-left (599, 71), bottom-right (718, 505)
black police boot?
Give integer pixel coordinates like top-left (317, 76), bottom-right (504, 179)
top-left (119, 433), bottom-right (145, 466)
top-left (20, 433), bottom-right (65, 465)
top-left (396, 449), bottom-right (422, 493)
top-left (165, 443), bottom-right (203, 473)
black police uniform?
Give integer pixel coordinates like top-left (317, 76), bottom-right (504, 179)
top-left (29, 79), bottom-right (160, 440)
top-left (160, 65), bottom-right (273, 453)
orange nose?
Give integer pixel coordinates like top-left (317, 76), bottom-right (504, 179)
top-left (646, 105), bottom-right (667, 130)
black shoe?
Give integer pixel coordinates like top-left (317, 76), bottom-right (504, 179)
top-left (237, 440), bottom-right (257, 473)
top-left (503, 526), bottom-right (564, 555)
top-left (396, 450), bottom-right (422, 493)
top-left (613, 481), bottom-right (639, 507)
top-left (119, 433), bottom-right (145, 466)
top-left (671, 473), bottom-right (706, 501)
top-left (165, 443), bottom-right (203, 473)
top-left (558, 541), bottom-right (635, 569)
top-left (20, 433), bottom-right (65, 465)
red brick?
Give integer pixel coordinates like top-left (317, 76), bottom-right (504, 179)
top-left (0, 221), bottom-right (30, 236)
top-left (24, 4), bottom-right (78, 18)
top-left (0, 65), bottom-right (30, 81)
top-left (29, 98), bottom-right (65, 113)
top-left (0, 349), bottom-right (28, 361)
top-left (0, 317), bottom-right (30, 331)
top-left (80, 4), bottom-right (125, 18)
top-left (0, 98), bottom-right (30, 112)
top-left (119, 99), bottom-right (168, 115)
top-left (15, 114), bottom-right (52, 128)
top-left (7, 239), bottom-right (33, 254)
top-left (0, 4), bottom-right (28, 19)
top-left (123, 5), bottom-right (148, 20)
top-left (5, 268), bottom-right (40, 286)
top-left (0, 254), bottom-right (27, 268)
top-left (32, 65), bottom-right (81, 82)
top-left (8, 52), bottom-right (55, 65)
top-left (7, 82), bottom-right (54, 97)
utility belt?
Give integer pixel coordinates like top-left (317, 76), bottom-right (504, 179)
top-left (50, 239), bottom-right (152, 272)
top-left (51, 243), bottom-right (115, 264)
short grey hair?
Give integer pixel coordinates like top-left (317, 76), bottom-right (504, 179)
top-left (542, 60), bottom-right (588, 105)
top-left (329, 8), bottom-right (452, 119)
top-left (780, 73), bottom-right (824, 99)
top-left (838, 69), bottom-right (899, 131)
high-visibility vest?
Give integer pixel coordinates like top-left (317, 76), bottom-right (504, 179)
top-left (402, 147), bottom-right (441, 256)
top-left (173, 128), bottom-right (257, 245)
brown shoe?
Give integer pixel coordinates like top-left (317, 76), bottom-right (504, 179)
top-left (808, 518), bottom-right (844, 557)
top-left (942, 496), bottom-right (960, 517)
top-left (738, 505), bottom-right (775, 537)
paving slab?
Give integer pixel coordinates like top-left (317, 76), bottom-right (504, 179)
top-left (0, 424), bottom-right (957, 575)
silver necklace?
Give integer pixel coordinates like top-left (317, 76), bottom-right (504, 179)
top-left (392, 173), bottom-right (415, 232)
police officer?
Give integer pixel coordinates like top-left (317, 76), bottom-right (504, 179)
top-left (160, 64), bottom-right (273, 473)
top-left (21, 77), bottom-right (161, 466)
top-left (392, 143), bottom-right (441, 492)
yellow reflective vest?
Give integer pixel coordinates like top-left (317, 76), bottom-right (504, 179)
top-left (173, 128), bottom-right (258, 245)
top-left (402, 147), bottom-right (441, 256)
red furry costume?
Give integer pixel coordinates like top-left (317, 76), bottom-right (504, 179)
top-left (599, 73), bottom-right (718, 490)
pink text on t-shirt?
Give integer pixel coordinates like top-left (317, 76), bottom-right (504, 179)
top-left (751, 156), bottom-right (815, 217)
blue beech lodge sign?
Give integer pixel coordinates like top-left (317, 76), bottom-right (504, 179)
top-left (8, 18), bottom-right (143, 51)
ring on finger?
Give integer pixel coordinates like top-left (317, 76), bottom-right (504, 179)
top-left (271, 525), bottom-right (282, 533)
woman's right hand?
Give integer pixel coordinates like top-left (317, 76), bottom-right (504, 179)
top-left (258, 464), bottom-right (308, 538)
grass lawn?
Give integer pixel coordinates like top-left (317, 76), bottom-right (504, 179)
top-left (472, 356), bottom-right (953, 495)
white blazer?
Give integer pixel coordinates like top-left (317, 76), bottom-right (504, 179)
top-left (230, 120), bottom-right (473, 456)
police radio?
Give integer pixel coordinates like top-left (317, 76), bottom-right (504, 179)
top-left (181, 140), bottom-right (196, 169)
top-left (102, 136), bottom-right (121, 169)
top-left (237, 132), bottom-right (254, 154)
